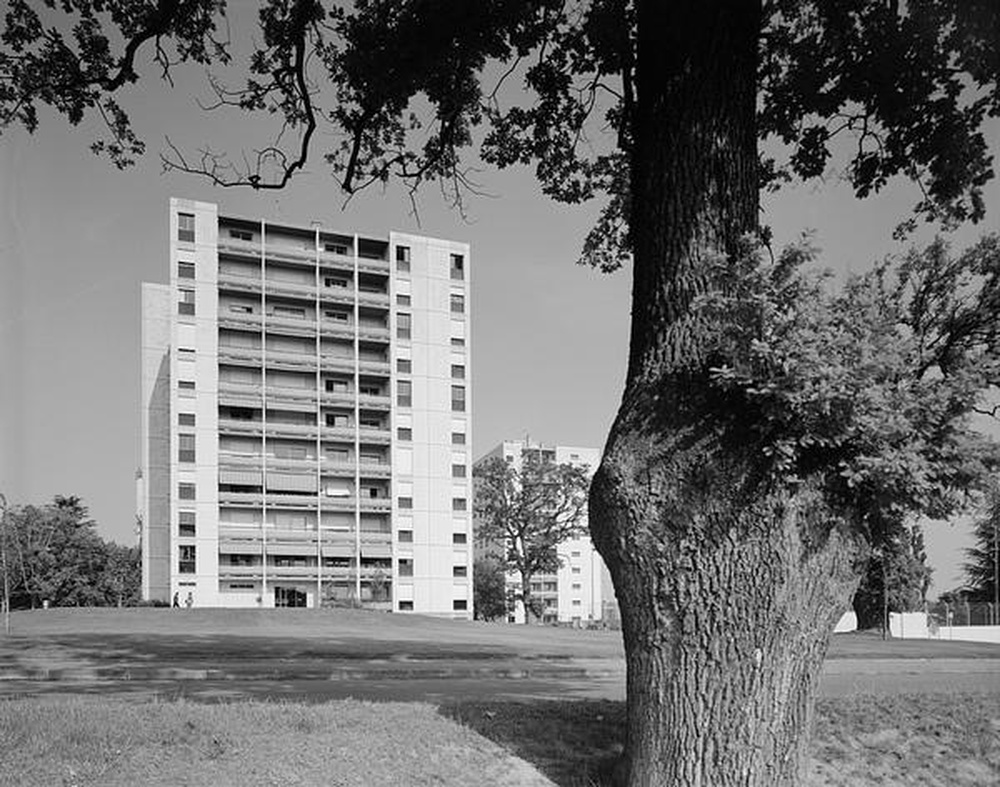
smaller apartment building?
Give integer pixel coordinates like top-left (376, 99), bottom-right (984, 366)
top-left (474, 440), bottom-right (617, 626)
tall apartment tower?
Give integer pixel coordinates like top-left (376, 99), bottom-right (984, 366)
top-left (474, 440), bottom-right (617, 626)
top-left (141, 198), bottom-right (473, 616)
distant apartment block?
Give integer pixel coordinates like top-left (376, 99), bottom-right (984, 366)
top-left (474, 440), bottom-right (617, 626)
top-left (140, 198), bottom-right (473, 616)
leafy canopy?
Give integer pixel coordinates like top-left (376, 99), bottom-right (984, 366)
top-left (2, 1), bottom-right (997, 256)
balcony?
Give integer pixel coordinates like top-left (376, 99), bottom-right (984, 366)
top-left (357, 289), bottom-right (389, 307)
top-left (356, 324), bottom-right (390, 341)
top-left (358, 426), bottom-right (391, 444)
top-left (218, 313), bottom-right (263, 332)
top-left (267, 565), bottom-right (319, 579)
top-left (319, 390), bottom-right (355, 407)
top-left (320, 424), bottom-right (356, 441)
top-left (266, 492), bottom-right (319, 508)
top-left (265, 279), bottom-right (318, 300)
top-left (319, 321), bottom-right (354, 340)
top-left (358, 461), bottom-right (391, 479)
top-left (359, 497), bottom-right (392, 513)
top-left (218, 566), bottom-right (264, 579)
top-left (320, 355), bottom-right (355, 373)
top-left (319, 247), bottom-right (354, 269)
top-left (218, 238), bottom-right (260, 259)
top-left (266, 455), bottom-right (319, 472)
top-left (218, 346), bottom-right (263, 366)
top-left (357, 393), bottom-right (391, 410)
top-left (266, 315), bottom-right (317, 337)
top-left (265, 245), bottom-right (317, 266)
top-left (219, 491), bottom-right (264, 506)
top-left (218, 419), bottom-right (263, 436)
top-left (264, 421), bottom-right (319, 439)
top-left (264, 348), bottom-right (317, 372)
top-left (266, 385), bottom-right (317, 406)
top-left (319, 496), bottom-right (357, 510)
top-left (356, 255), bottom-right (389, 274)
top-left (358, 359), bottom-right (390, 375)
top-left (218, 384), bottom-right (263, 407)
top-left (218, 271), bottom-right (262, 293)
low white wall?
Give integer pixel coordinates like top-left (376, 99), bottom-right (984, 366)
top-left (931, 625), bottom-right (1000, 644)
top-left (889, 611), bottom-right (1000, 644)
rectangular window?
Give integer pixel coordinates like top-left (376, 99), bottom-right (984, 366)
top-left (399, 600), bottom-right (414, 611)
top-left (572, 599), bottom-right (582, 606)
top-left (398, 529), bottom-right (413, 543)
top-left (451, 464), bottom-right (466, 478)
top-left (178, 482), bottom-right (195, 500)
top-left (325, 277), bottom-right (349, 288)
top-left (230, 304), bottom-right (253, 314)
top-left (451, 364), bottom-right (465, 380)
top-left (396, 246), bottom-right (411, 272)
top-left (178, 413), bottom-right (196, 427)
top-left (397, 427), bottom-right (412, 441)
top-left (450, 294), bottom-right (465, 314)
top-left (398, 496), bottom-right (413, 509)
top-left (453, 599), bottom-right (468, 611)
top-left (359, 384), bottom-right (382, 396)
top-left (178, 545), bottom-right (196, 574)
top-left (453, 565), bottom-right (468, 578)
top-left (451, 385), bottom-right (466, 412)
top-left (397, 380), bottom-right (412, 407)
top-left (178, 213), bottom-right (195, 243)
top-left (178, 261), bottom-right (195, 279)
top-left (452, 497), bottom-right (466, 512)
top-left (178, 347), bottom-right (195, 360)
top-left (326, 413), bottom-right (349, 427)
top-left (451, 432), bottom-right (466, 445)
top-left (397, 313), bottom-right (411, 340)
top-left (178, 380), bottom-right (195, 394)
top-left (571, 550), bottom-right (581, 558)
top-left (452, 533), bottom-right (467, 545)
top-left (325, 242), bottom-right (348, 255)
top-left (178, 434), bottom-right (195, 463)
top-left (572, 583), bottom-right (582, 591)
top-left (572, 566), bottom-right (581, 574)
top-left (397, 359), bottom-right (412, 374)
top-left (178, 288), bottom-right (195, 316)
top-left (396, 294), bottom-right (411, 307)
top-left (229, 229), bottom-right (253, 242)
top-left (399, 559), bottom-right (413, 577)
top-left (178, 511), bottom-right (196, 537)
top-left (450, 253), bottom-right (464, 281)
top-left (325, 309), bottom-right (349, 322)
top-left (325, 379), bottom-right (349, 393)
top-left (450, 337), bottom-right (465, 348)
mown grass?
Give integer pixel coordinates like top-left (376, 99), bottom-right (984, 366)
top-left (1, 694), bottom-right (997, 786)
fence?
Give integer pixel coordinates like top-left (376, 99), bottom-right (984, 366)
top-left (927, 601), bottom-right (999, 628)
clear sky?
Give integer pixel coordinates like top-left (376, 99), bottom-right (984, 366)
top-left (1, 18), bottom-right (997, 595)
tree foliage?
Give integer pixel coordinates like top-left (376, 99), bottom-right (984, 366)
top-left (472, 557), bottom-right (509, 622)
top-left (964, 490), bottom-right (1000, 603)
top-left (473, 454), bottom-right (589, 623)
top-left (1, 496), bottom-right (141, 609)
top-left (853, 523), bottom-right (932, 630)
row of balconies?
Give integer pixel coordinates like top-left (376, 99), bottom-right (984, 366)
top-left (217, 491), bottom-right (395, 509)
top-left (218, 384), bottom-right (391, 408)
top-left (219, 314), bottom-right (365, 342)
top-left (215, 423), bottom-right (390, 444)
top-left (218, 565), bottom-right (392, 580)
top-left (219, 454), bottom-right (392, 478)
top-left (217, 270), bottom-right (391, 305)
top-left (217, 238), bottom-right (390, 274)
top-left (218, 347), bottom-right (390, 371)
top-left (218, 529), bottom-right (392, 546)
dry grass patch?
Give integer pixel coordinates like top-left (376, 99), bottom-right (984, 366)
top-left (0, 697), bottom-right (552, 787)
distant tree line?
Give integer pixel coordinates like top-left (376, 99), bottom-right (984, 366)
top-left (1, 495), bottom-right (141, 609)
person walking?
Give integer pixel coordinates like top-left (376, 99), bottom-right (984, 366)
top-left (185, 592), bottom-right (194, 609)
top-left (172, 592), bottom-right (180, 608)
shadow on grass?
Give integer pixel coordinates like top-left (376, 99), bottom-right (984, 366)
top-left (439, 699), bottom-right (625, 787)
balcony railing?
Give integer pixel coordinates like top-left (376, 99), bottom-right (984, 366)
top-left (218, 271), bottom-right (262, 293)
top-left (266, 385), bottom-right (317, 405)
top-left (266, 315), bottom-right (317, 336)
top-left (359, 498), bottom-right (393, 512)
top-left (358, 426), bottom-right (391, 444)
top-left (218, 346), bottom-right (263, 365)
top-left (218, 419), bottom-right (263, 436)
top-left (356, 325), bottom-right (390, 341)
top-left (357, 290), bottom-right (390, 306)
top-left (357, 393), bottom-right (391, 409)
top-left (358, 462), bottom-right (392, 478)
top-left (218, 313), bottom-right (263, 331)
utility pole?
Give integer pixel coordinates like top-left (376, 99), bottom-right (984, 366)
top-left (0, 493), bottom-right (10, 636)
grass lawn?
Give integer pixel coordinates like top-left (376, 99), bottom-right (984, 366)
top-left (0, 694), bottom-right (997, 786)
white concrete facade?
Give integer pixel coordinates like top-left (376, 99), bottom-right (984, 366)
top-left (474, 440), bottom-right (616, 625)
top-left (141, 198), bottom-right (472, 617)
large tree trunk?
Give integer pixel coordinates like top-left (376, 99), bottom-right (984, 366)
top-left (589, 3), bottom-right (868, 785)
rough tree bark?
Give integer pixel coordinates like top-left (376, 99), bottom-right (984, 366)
top-left (589, 3), bottom-right (868, 785)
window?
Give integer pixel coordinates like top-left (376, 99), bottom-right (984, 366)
top-left (572, 583), bottom-right (582, 591)
top-left (178, 213), bottom-right (195, 243)
top-left (230, 304), bottom-right (253, 314)
top-left (450, 337), bottom-right (465, 348)
top-left (229, 229), bottom-right (253, 242)
top-left (398, 529), bottom-right (413, 543)
top-left (397, 359), bottom-right (412, 374)
top-left (396, 245), bottom-right (411, 272)
top-left (179, 511), bottom-right (196, 537)
top-left (179, 380), bottom-right (195, 394)
top-left (178, 482), bottom-right (195, 500)
top-left (399, 600), bottom-right (414, 611)
top-left (178, 545), bottom-right (196, 574)
top-left (450, 253), bottom-right (464, 281)
top-left (327, 447), bottom-right (349, 462)
top-left (397, 313), bottom-right (411, 340)
top-left (396, 294), bottom-right (411, 307)
top-left (178, 288), bottom-right (195, 316)
top-left (572, 599), bottom-right (582, 607)
top-left (399, 558), bottom-right (413, 577)
top-left (359, 384), bottom-right (382, 396)
top-left (453, 565), bottom-right (468, 578)
top-left (178, 413), bottom-right (196, 427)
top-left (451, 364), bottom-right (465, 380)
top-left (450, 294), bottom-right (465, 314)
top-left (397, 427), bottom-right (412, 441)
top-left (360, 415), bottom-right (383, 428)
top-left (178, 348), bottom-right (195, 360)
top-left (325, 309), bottom-right (349, 322)
top-left (453, 599), bottom-right (468, 611)
top-left (451, 432), bottom-right (466, 445)
top-left (325, 277), bottom-right (348, 288)
top-left (572, 566), bottom-right (581, 574)
top-left (451, 385), bottom-right (466, 412)
top-left (398, 496), bottom-right (413, 509)
top-left (325, 242), bottom-right (349, 255)
top-left (326, 413), bottom-right (349, 427)
top-left (397, 380), bottom-right (412, 407)
top-left (452, 497), bottom-right (466, 512)
top-left (452, 533), bottom-right (467, 545)
top-left (571, 550), bottom-right (581, 558)
top-left (325, 379), bottom-right (349, 393)
top-left (178, 434), bottom-right (195, 463)
top-left (178, 261), bottom-right (195, 279)
top-left (452, 464), bottom-right (466, 478)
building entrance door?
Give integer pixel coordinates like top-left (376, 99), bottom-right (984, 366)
top-left (274, 586), bottom-right (307, 607)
